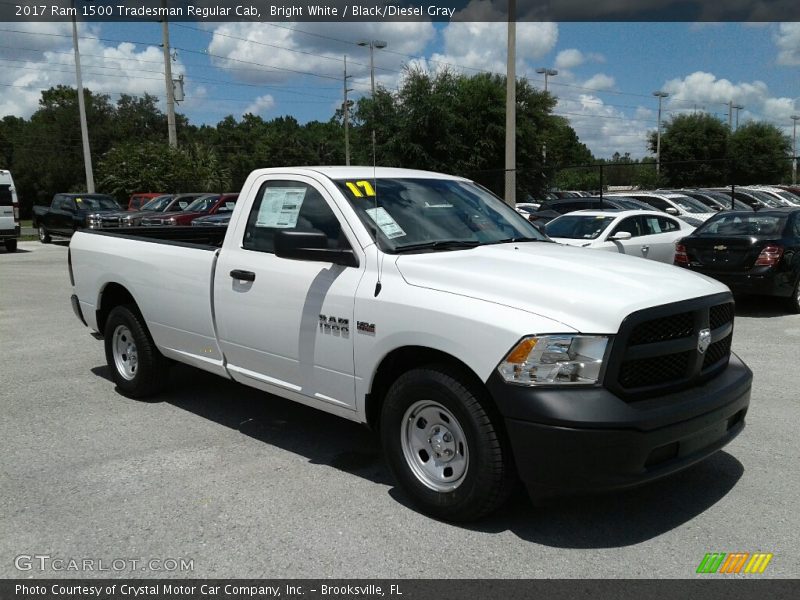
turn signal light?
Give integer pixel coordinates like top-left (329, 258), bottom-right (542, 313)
top-left (755, 245), bottom-right (783, 267)
top-left (674, 243), bottom-right (689, 265)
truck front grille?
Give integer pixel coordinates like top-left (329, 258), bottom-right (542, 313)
top-left (606, 294), bottom-right (734, 401)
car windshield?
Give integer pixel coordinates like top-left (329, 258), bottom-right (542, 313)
top-left (697, 191), bottom-right (751, 211)
top-left (184, 195), bottom-right (219, 212)
top-left (75, 195), bottom-right (119, 210)
top-left (140, 195), bottom-right (174, 211)
top-left (693, 213), bottom-right (787, 237)
top-left (334, 178), bottom-right (546, 252)
top-left (769, 190), bottom-right (800, 206)
top-left (612, 198), bottom-right (650, 210)
top-left (744, 190), bottom-right (781, 207)
top-left (670, 195), bottom-right (710, 213)
top-left (544, 215), bottom-right (616, 240)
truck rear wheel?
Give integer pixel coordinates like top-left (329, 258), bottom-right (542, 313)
top-left (380, 365), bottom-right (515, 521)
top-left (104, 305), bottom-right (169, 398)
top-left (4, 239), bottom-right (16, 252)
top-left (38, 225), bottom-right (51, 244)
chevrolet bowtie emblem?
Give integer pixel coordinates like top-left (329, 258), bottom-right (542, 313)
top-left (714, 245), bottom-right (727, 251)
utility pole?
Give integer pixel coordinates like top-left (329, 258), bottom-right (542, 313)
top-left (504, 0), bottom-right (516, 206)
top-left (653, 91), bottom-right (669, 175)
top-left (792, 115), bottom-right (800, 186)
top-left (343, 56), bottom-right (353, 166)
top-left (162, 0), bottom-right (177, 147)
top-left (71, 3), bottom-right (94, 192)
top-left (727, 100), bottom-right (734, 130)
top-left (535, 67), bottom-right (558, 167)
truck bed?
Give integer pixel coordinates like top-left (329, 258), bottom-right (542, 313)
top-left (80, 226), bottom-right (227, 248)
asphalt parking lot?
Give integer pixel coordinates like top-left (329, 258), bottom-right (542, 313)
top-left (1, 241), bottom-right (799, 579)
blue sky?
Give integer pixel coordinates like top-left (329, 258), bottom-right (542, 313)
top-left (1, 19), bottom-right (797, 158)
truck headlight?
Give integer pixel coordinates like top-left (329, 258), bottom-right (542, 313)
top-left (167, 217), bottom-right (177, 225)
top-left (497, 335), bottom-right (609, 385)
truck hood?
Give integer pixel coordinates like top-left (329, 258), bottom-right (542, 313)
top-left (394, 242), bottom-right (729, 333)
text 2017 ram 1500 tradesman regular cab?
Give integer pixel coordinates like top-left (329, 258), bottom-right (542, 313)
top-left (69, 167), bottom-right (752, 521)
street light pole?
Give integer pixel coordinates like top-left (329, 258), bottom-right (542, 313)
top-left (535, 67), bottom-right (558, 93)
top-left (357, 39), bottom-right (387, 96)
top-left (343, 55), bottom-right (353, 166)
top-left (504, 0), bottom-right (516, 206)
top-left (653, 91), bottom-right (669, 175)
top-left (792, 115), bottom-right (800, 186)
top-left (161, 0), bottom-right (177, 147)
top-left (732, 104), bottom-right (744, 130)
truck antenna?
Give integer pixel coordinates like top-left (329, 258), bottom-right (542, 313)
top-left (372, 128), bottom-right (382, 297)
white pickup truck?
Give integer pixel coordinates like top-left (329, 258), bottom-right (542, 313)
top-left (69, 167), bottom-right (752, 521)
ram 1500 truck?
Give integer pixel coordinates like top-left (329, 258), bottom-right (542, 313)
top-left (33, 193), bottom-right (121, 242)
top-left (69, 167), bottom-right (752, 521)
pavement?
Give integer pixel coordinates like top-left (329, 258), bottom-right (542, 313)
top-left (1, 241), bottom-right (798, 578)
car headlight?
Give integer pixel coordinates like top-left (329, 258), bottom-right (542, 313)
top-left (167, 217), bottom-right (177, 225)
top-left (497, 335), bottom-right (609, 385)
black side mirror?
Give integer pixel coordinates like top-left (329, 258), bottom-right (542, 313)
top-left (275, 230), bottom-right (359, 268)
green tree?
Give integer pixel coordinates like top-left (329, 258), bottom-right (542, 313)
top-left (728, 122), bottom-right (791, 184)
top-left (648, 113), bottom-right (729, 186)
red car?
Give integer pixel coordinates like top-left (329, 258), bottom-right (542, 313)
top-left (140, 193), bottom-right (238, 226)
top-left (127, 192), bottom-right (164, 211)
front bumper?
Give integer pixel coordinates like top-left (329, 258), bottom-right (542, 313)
top-left (487, 354), bottom-right (752, 499)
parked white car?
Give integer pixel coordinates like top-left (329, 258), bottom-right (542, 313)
top-left (545, 209), bottom-right (695, 263)
top-left (606, 191), bottom-right (715, 226)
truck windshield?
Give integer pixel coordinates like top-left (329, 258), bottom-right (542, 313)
top-left (184, 195), bottom-right (219, 212)
top-left (140, 195), bottom-right (174, 211)
top-left (334, 178), bottom-right (545, 252)
top-left (75, 196), bottom-right (119, 210)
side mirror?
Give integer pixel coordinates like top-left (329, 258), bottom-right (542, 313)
top-left (665, 207), bottom-right (679, 215)
top-left (275, 230), bottom-right (358, 268)
top-left (609, 231), bottom-right (632, 241)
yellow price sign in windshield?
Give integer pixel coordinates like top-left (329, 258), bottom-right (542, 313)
top-left (345, 180), bottom-right (376, 198)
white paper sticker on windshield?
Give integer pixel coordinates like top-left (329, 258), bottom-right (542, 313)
top-left (255, 187), bottom-right (307, 228)
top-left (365, 207), bottom-right (406, 239)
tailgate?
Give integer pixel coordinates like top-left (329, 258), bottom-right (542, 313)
top-left (683, 237), bottom-right (766, 271)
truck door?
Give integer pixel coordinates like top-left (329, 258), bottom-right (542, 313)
top-left (214, 176), bottom-right (363, 412)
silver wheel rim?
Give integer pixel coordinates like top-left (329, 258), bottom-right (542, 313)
top-left (401, 400), bottom-right (469, 492)
top-left (38, 226), bottom-right (46, 240)
top-left (112, 325), bottom-right (138, 381)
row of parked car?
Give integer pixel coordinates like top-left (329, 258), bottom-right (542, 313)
top-left (31, 191), bottom-right (239, 242)
top-left (519, 186), bottom-right (800, 312)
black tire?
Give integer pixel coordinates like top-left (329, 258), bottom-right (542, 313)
top-left (38, 225), bottom-right (51, 244)
top-left (789, 278), bottom-right (800, 314)
top-left (104, 304), bottom-right (170, 398)
top-left (380, 365), bottom-right (516, 522)
top-left (4, 239), bottom-right (16, 252)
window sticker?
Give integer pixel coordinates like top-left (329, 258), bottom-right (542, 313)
top-left (365, 207), bottom-right (406, 239)
top-left (255, 187), bottom-right (307, 228)
top-left (345, 180), bottom-right (376, 197)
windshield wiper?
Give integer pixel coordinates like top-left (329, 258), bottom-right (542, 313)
top-left (392, 240), bottom-right (481, 254)
top-left (484, 236), bottom-right (544, 245)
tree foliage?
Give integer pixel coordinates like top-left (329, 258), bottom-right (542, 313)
top-left (728, 122), bottom-right (791, 184)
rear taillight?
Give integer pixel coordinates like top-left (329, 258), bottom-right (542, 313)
top-left (13, 205), bottom-right (19, 221)
top-left (674, 243), bottom-right (689, 265)
top-left (754, 245), bottom-right (784, 267)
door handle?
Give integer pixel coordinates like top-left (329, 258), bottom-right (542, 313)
top-left (230, 269), bottom-right (256, 282)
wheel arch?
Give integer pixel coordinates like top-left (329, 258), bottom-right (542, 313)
top-left (365, 345), bottom-right (488, 431)
top-left (96, 282), bottom-right (139, 336)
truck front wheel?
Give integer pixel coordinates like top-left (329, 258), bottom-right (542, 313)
top-left (38, 225), bottom-right (51, 244)
top-left (4, 239), bottom-right (16, 252)
top-left (380, 366), bottom-right (516, 521)
top-left (104, 305), bottom-right (169, 398)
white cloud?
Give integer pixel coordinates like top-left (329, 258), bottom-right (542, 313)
top-left (555, 49), bottom-right (605, 70)
top-left (243, 94), bottom-right (275, 116)
top-left (775, 23), bottom-right (800, 66)
top-left (582, 73), bottom-right (615, 92)
top-left (206, 21), bottom-right (436, 95)
top-left (0, 24), bottom-right (186, 119)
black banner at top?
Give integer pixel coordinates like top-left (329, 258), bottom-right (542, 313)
top-left (1, 0), bottom-right (800, 23)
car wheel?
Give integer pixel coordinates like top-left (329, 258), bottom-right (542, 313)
top-left (104, 305), bottom-right (170, 398)
top-left (789, 278), bottom-right (800, 314)
top-left (380, 365), bottom-right (516, 521)
top-left (38, 225), bottom-right (51, 244)
top-left (4, 239), bottom-right (17, 252)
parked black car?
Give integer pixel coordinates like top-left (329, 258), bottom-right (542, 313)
top-left (675, 208), bottom-right (800, 312)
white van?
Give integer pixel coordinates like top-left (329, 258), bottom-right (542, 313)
top-left (0, 170), bottom-right (20, 252)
